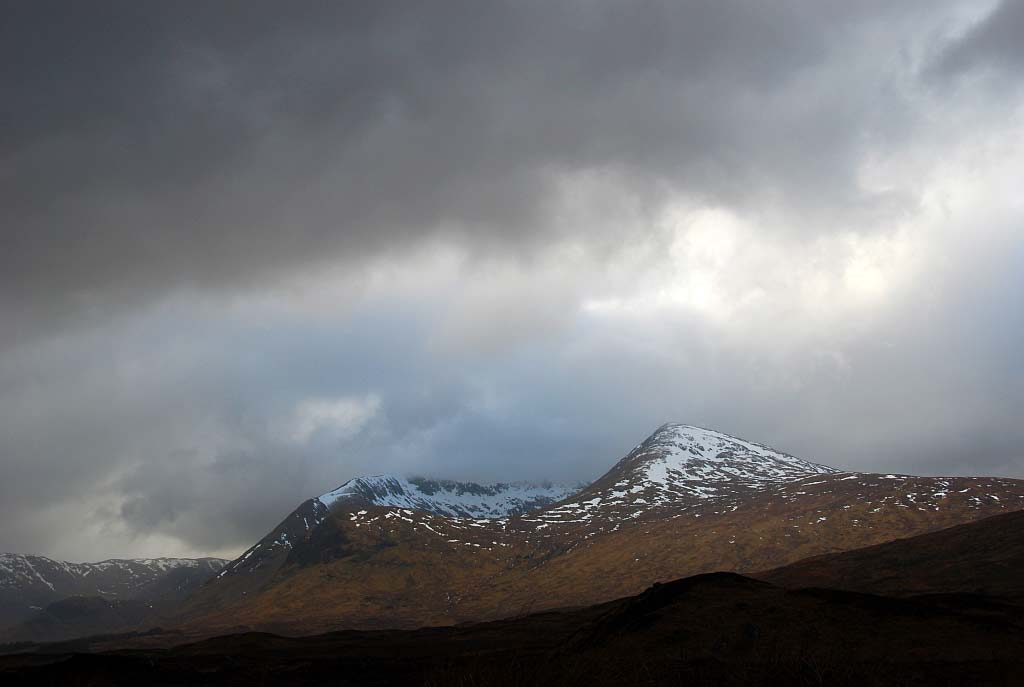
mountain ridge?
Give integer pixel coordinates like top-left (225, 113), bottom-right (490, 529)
top-left (177, 423), bottom-right (1024, 636)
top-left (318, 474), bottom-right (580, 518)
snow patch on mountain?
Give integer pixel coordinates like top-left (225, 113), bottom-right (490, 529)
top-left (217, 476), bottom-right (579, 579)
top-left (318, 475), bottom-right (579, 518)
top-left (0, 555), bottom-right (225, 592)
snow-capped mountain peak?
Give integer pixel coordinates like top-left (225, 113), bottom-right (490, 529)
top-left (630, 424), bottom-right (839, 488)
top-left (532, 424), bottom-right (840, 523)
top-left (318, 474), bottom-right (579, 519)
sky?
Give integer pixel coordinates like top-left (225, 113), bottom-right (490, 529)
top-left (2, 0), bottom-right (1023, 561)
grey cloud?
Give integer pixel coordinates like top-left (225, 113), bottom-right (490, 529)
top-left (4, 0), bottom-right (941, 349)
top-left (6, 219), bottom-right (1022, 559)
top-left (931, 0), bottom-right (1024, 77)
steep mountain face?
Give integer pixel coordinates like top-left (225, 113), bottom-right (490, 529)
top-left (178, 424), bottom-right (1024, 636)
top-left (0, 556), bottom-right (227, 629)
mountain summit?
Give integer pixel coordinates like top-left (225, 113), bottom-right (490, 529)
top-left (626, 423), bottom-right (838, 489)
top-left (534, 424), bottom-right (839, 525)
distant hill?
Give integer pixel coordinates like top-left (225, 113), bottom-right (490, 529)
top-left (0, 556), bottom-right (227, 632)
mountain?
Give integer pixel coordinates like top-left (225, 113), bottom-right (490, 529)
top-left (10, 510), bottom-right (1024, 686)
top-left (186, 477), bottom-right (579, 616)
top-left (178, 423), bottom-right (1024, 636)
top-left (0, 556), bottom-right (227, 630)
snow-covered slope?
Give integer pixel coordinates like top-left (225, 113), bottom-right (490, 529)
top-left (624, 423), bottom-right (837, 492)
top-left (318, 475), bottom-right (579, 518)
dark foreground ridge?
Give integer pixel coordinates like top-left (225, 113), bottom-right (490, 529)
top-left (3, 510), bottom-right (1024, 686)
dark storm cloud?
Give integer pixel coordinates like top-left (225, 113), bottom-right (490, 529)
top-left (3, 0), bottom-right (929, 348)
top-left (2, 1), bottom-right (1023, 560)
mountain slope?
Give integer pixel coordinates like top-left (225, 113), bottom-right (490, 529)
top-left (757, 508), bottom-right (1024, 600)
top-left (0, 556), bottom-right (227, 629)
top-left (503, 469), bottom-right (1024, 613)
top-left (178, 423), bottom-right (1024, 635)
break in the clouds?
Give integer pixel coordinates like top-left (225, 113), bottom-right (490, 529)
top-left (1, 1), bottom-right (1022, 561)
